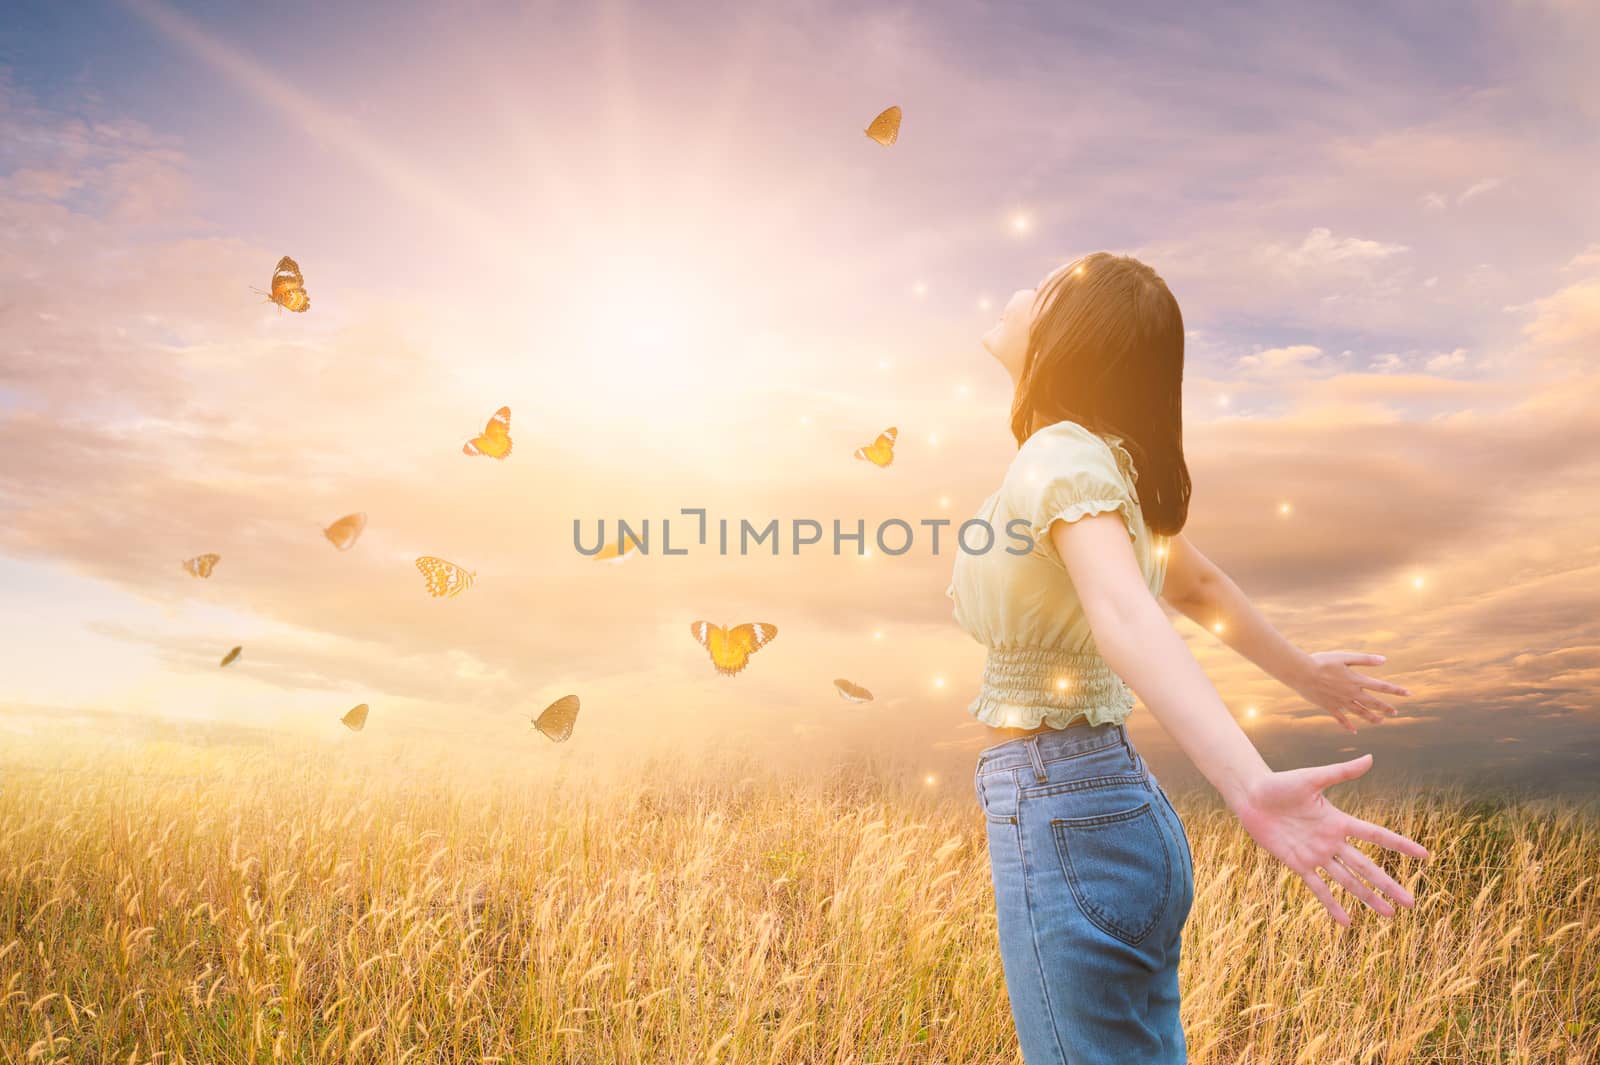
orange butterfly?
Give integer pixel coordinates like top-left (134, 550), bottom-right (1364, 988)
top-left (416, 556), bottom-right (475, 598)
top-left (690, 621), bottom-right (778, 676)
top-left (182, 553), bottom-right (220, 578)
top-left (854, 426), bottom-right (897, 467)
top-left (323, 512), bottom-right (367, 551)
top-left (593, 539), bottom-right (639, 564)
top-left (220, 645), bottom-right (242, 667)
top-left (463, 406), bottom-right (512, 459)
top-left (864, 105), bottom-right (902, 146)
top-left (341, 703), bottom-right (369, 731)
top-left (531, 694), bottom-right (580, 742)
top-left (833, 678), bottom-right (874, 703)
top-left (252, 255), bottom-right (310, 313)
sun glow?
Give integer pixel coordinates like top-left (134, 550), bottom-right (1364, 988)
top-left (537, 243), bottom-right (742, 429)
top-left (575, 252), bottom-right (715, 357)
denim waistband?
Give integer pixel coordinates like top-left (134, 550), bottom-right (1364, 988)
top-left (975, 720), bottom-right (1130, 773)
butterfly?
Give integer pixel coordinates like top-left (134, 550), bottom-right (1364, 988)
top-left (853, 426), bottom-right (898, 467)
top-left (531, 694), bottom-right (580, 742)
top-left (864, 105), bottom-right (902, 146)
top-left (341, 703), bottom-right (369, 731)
top-left (463, 406), bottom-right (512, 459)
top-left (690, 621), bottom-right (778, 677)
top-left (833, 678), bottom-right (874, 703)
top-left (220, 645), bottom-right (242, 668)
top-left (182, 553), bottom-right (220, 578)
top-left (415, 556), bottom-right (475, 598)
top-left (323, 512), bottom-right (367, 551)
top-left (593, 539), bottom-right (639, 564)
top-left (252, 255), bottom-right (310, 313)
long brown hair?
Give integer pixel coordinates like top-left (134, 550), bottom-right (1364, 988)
top-left (1009, 251), bottom-right (1190, 536)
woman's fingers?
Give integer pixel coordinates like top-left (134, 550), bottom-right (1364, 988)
top-left (1344, 653), bottom-right (1387, 667)
top-left (1337, 842), bottom-right (1415, 908)
top-left (1326, 704), bottom-right (1358, 732)
top-left (1297, 867), bottom-right (1350, 926)
top-left (1349, 699), bottom-right (1388, 723)
top-left (1351, 672), bottom-right (1412, 697)
top-left (1322, 857), bottom-right (1396, 917)
top-left (1350, 697), bottom-right (1388, 722)
top-left (1306, 752), bottom-right (1374, 791)
top-left (1346, 815), bottom-right (1432, 861)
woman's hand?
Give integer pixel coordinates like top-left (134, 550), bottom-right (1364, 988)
top-left (1292, 650), bottom-right (1412, 733)
top-left (1229, 753), bottom-right (1430, 926)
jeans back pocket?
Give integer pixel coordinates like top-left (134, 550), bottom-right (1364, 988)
top-left (1051, 802), bottom-right (1172, 945)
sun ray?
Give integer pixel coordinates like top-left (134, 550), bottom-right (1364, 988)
top-left (119, 0), bottom-right (514, 258)
top-left (598, 0), bottom-right (641, 228)
top-left (675, 9), bottom-right (768, 203)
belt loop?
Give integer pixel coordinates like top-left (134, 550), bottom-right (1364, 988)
top-left (1025, 736), bottom-right (1048, 784)
top-left (1118, 724), bottom-right (1136, 767)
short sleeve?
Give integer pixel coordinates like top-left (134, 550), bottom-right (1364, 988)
top-left (1004, 420), bottom-right (1138, 568)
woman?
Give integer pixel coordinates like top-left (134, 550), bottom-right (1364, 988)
top-left (949, 252), bottom-right (1431, 1064)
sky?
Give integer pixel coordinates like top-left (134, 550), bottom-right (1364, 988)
top-left (1, 0), bottom-right (1598, 795)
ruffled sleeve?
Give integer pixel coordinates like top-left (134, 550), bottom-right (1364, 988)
top-left (1004, 420), bottom-right (1138, 569)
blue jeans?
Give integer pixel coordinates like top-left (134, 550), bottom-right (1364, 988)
top-left (973, 722), bottom-right (1194, 1064)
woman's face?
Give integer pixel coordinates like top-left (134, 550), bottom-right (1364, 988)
top-left (982, 261), bottom-right (1074, 385)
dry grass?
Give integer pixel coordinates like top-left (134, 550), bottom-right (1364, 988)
top-left (0, 736), bottom-right (1596, 1064)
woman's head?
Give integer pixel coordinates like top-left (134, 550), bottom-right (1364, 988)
top-left (984, 251), bottom-right (1190, 536)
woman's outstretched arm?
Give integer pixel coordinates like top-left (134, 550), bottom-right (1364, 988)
top-left (1159, 531), bottom-right (1411, 733)
top-left (1051, 513), bottom-right (1431, 926)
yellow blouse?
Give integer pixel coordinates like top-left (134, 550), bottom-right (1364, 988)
top-left (946, 418), bottom-right (1169, 729)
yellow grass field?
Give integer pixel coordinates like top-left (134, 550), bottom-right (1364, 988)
top-left (1, 734), bottom-right (1596, 1064)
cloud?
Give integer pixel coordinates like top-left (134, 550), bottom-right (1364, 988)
top-left (0, 75), bottom-right (196, 228)
top-left (3, 0), bottom-right (1600, 791)
top-left (0, 168), bottom-right (85, 200)
top-left (1422, 178), bottom-right (1508, 211)
top-left (1456, 176), bottom-right (1505, 205)
top-left (1264, 227), bottom-right (1411, 272)
top-left (1520, 277), bottom-right (1600, 363)
top-left (1566, 244), bottom-right (1600, 271)
top-left (1236, 344), bottom-right (1325, 378)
